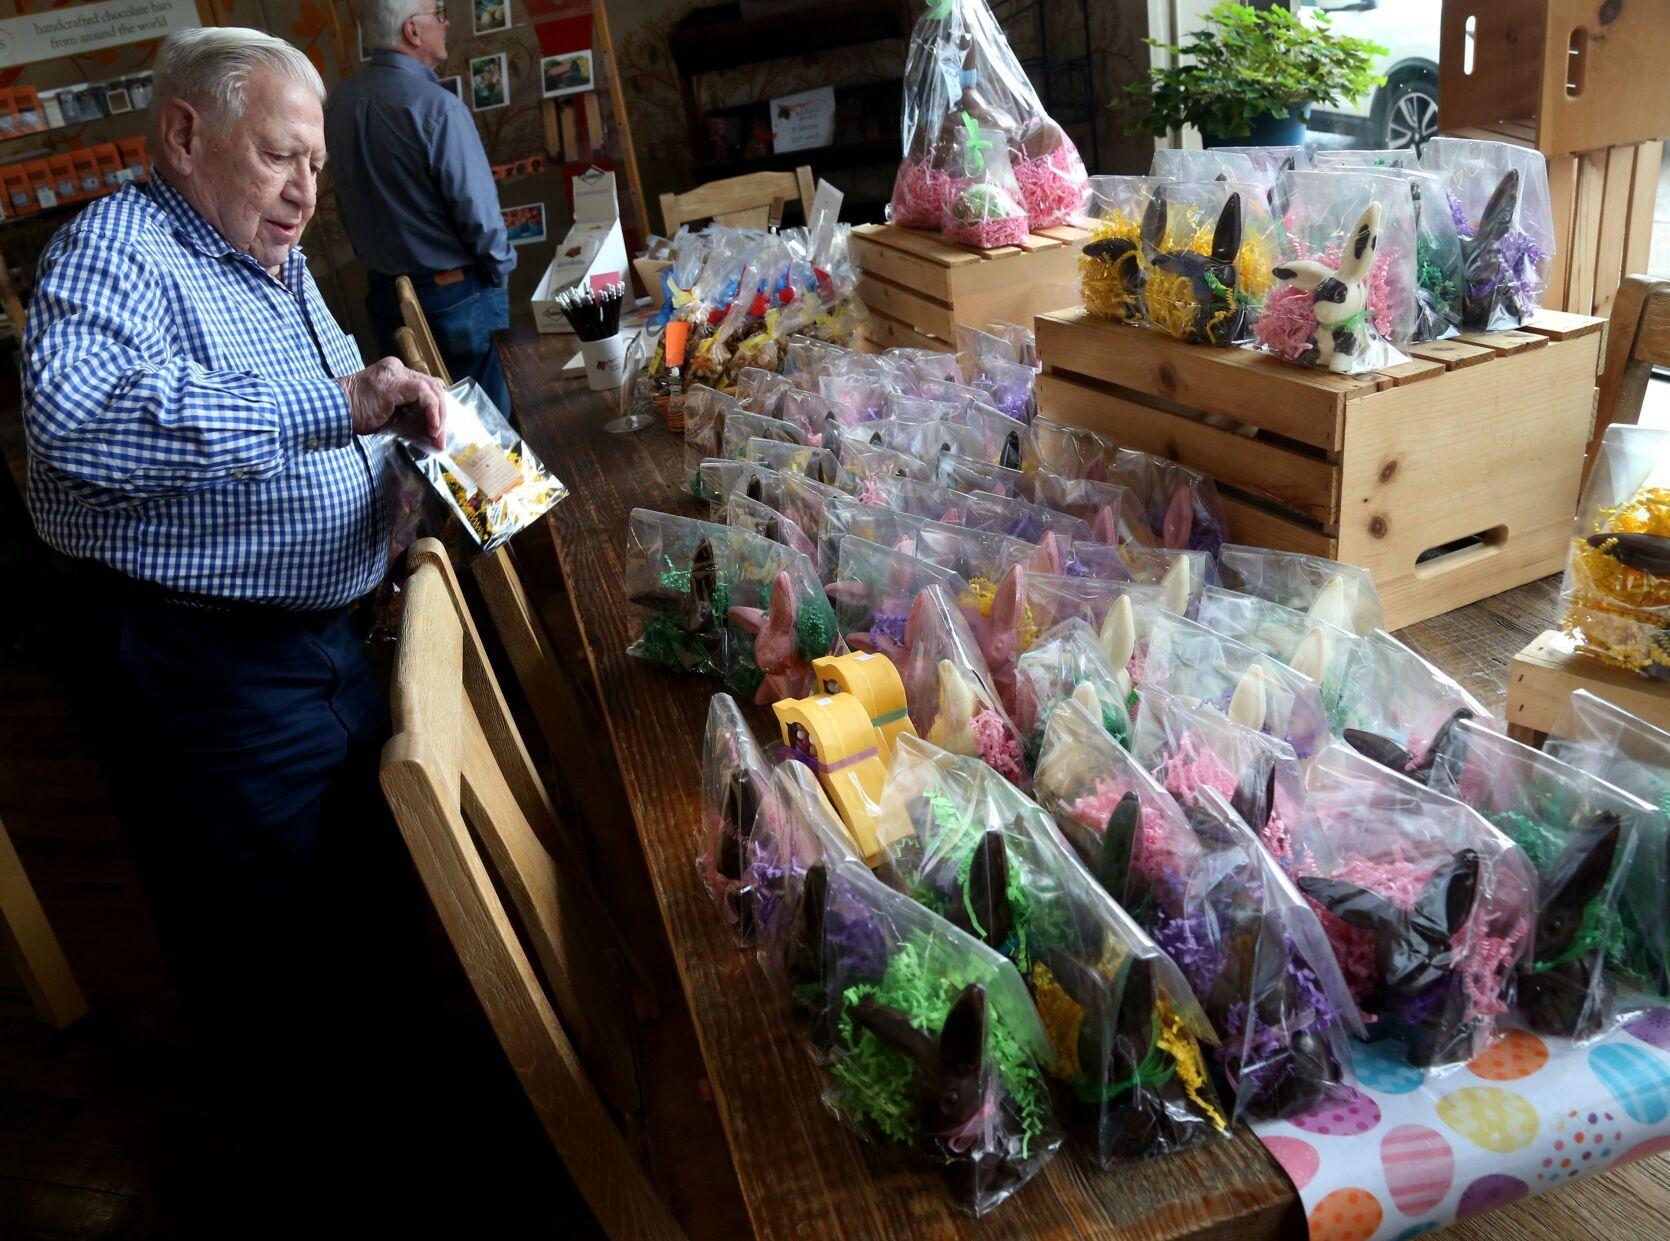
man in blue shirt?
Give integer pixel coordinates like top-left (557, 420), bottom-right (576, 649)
top-left (327, 0), bottom-right (516, 415)
top-left (24, 27), bottom-right (449, 1216)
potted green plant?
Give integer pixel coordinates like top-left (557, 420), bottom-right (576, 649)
top-left (1118, 2), bottom-right (1386, 148)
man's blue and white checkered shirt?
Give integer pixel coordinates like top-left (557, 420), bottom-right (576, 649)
top-left (23, 174), bottom-right (388, 611)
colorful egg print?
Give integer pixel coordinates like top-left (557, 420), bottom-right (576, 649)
top-left (1467, 1028), bottom-right (1548, 1081)
top-left (1589, 1042), bottom-right (1670, 1125)
top-left (1538, 1108), bottom-right (1623, 1182)
top-left (1306, 1186), bottom-right (1383, 1241)
top-left (1456, 1173), bottom-right (1527, 1219)
top-left (1353, 1041), bottom-right (1426, 1094)
top-left (1624, 1007), bottom-right (1670, 1053)
top-left (1290, 1087), bottom-right (1382, 1137)
top-left (1379, 1124), bottom-right (1454, 1216)
top-left (1618, 1134), bottom-right (1670, 1166)
top-left (1435, 1086), bottom-right (1539, 1153)
top-left (1263, 1135), bottom-right (1320, 1191)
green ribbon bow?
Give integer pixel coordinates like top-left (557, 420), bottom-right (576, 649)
top-left (960, 111), bottom-right (991, 178)
top-left (926, 0), bottom-right (954, 17)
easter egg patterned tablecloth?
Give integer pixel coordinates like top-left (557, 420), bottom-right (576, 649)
top-left (1253, 1012), bottom-right (1670, 1241)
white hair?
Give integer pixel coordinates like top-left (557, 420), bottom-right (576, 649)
top-left (357, 0), bottom-right (417, 52)
top-left (153, 27), bottom-right (324, 130)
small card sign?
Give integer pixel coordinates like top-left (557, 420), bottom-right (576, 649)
top-left (770, 86), bottom-right (835, 155)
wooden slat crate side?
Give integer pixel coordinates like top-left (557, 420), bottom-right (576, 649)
top-left (1408, 339), bottom-right (1497, 369)
top-left (1437, 0), bottom-right (1546, 136)
top-left (1035, 310), bottom-right (1352, 451)
top-left (945, 242), bottom-right (1081, 302)
top-left (1221, 493), bottom-right (1336, 558)
top-left (1508, 629), bottom-right (1670, 739)
top-left (850, 235), bottom-right (956, 304)
top-left (856, 273), bottom-right (956, 340)
top-left (1625, 140), bottom-right (1664, 280)
top-left (1038, 371), bottom-right (1341, 526)
top-left (1523, 309), bottom-right (1607, 342)
top-left (1591, 143), bottom-right (1637, 319)
top-left (850, 223), bottom-right (981, 267)
top-left (1567, 150), bottom-right (1609, 315)
top-left (861, 309), bottom-right (952, 353)
top-left (1546, 150), bottom-right (1576, 312)
top-left (1336, 332), bottom-right (1602, 628)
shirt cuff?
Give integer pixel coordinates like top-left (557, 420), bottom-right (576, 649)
top-left (277, 374), bottom-right (355, 455)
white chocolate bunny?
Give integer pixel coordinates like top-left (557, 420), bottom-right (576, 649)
top-left (1271, 202), bottom-right (1382, 374)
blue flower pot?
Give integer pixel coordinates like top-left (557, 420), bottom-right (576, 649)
top-left (1202, 105), bottom-right (1310, 149)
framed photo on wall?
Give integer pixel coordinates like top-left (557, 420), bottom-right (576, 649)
top-left (540, 50), bottom-right (594, 99)
top-left (502, 203), bottom-right (547, 246)
top-left (469, 53), bottom-right (508, 111)
top-left (472, 0), bottom-right (510, 35)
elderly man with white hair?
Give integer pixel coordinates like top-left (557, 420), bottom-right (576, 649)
top-left (327, 0), bottom-right (515, 414)
top-left (22, 26), bottom-right (446, 1163)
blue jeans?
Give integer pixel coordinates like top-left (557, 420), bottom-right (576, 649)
top-left (368, 270), bottom-right (513, 419)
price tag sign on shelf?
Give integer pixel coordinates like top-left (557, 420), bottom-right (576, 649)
top-left (0, 0), bottom-right (199, 68)
top-left (770, 86), bottom-right (835, 155)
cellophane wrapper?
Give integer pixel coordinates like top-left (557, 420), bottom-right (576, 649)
top-left (399, 379), bottom-right (568, 556)
top-left (1545, 690), bottom-right (1670, 997)
top-left (785, 334), bottom-right (850, 384)
top-left (818, 852), bottom-right (1062, 1217)
top-left (777, 470), bottom-right (852, 579)
top-left (1194, 586), bottom-right (1357, 718)
top-left (874, 735), bottom-right (1228, 1168)
top-left (1140, 611), bottom-right (1335, 757)
top-left (1120, 546), bottom-right (1216, 618)
top-left (1420, 136), bottom-right (1556, 330)
top-left (726, 488), bottom-right (819, 563)
top-left (736, 365), bottom-right (795, 419)
top-left (1138, 180), bottom-right (1279, 346)
top-left (1312, 148), bottom-right (1416, 172)
top-left (625, 509), bottom-right (843, 701)
top-left (1081, 175), bottom-right (1152, 324)
top-left (1253, 169), bottom-right (1417, 372)
top-left (1294, 742), bottom-right (1537, 1067)
top-left (1107, 449), bottom-right (1228, 556)
top-left (698, 694), bottom-right (780, 945)
top-left (837, 438), bottom-right (935, 497)
top-left (1217, 544), bottom-right (1387, 636)
top-left (1062, 540), bottom-right (1134, 583)
top-left (718, 409), bottom-right (807, 463)
top-left (942, 115), bottom-right (1031, 250)
top-left (900, 584), bottom-right (1029, 788)
top-left (684, 384), bottom-right (745, 496)
top-left (1147, 148), bottom-right (1262, 184)
top-left (1019, 575), bottom-right (1163, 651)
top-left (882, 393), bottom-right (960, 425)
top-left (938, 451), bottom-right (1034, 501)
top-left (1430, 719), bottom-right (1656, 1039)
top-left (982, 320), bottom-right (1038, 370)
top-left (893, 347), bottom-right (965, 388)
top-left (1333, 629), bottom-right (1495, 768)
top-left (695, 458), bottom-right (772, 522)
top-left (740, 437), bottom-right (838, 487)
top-left (1025, 416), bottom-right (1114, 482)
top-left (820, 353), bottom-right (908, 423)
top-left (832, 535), bottom-right (966, 667)
top-left (1560, 424), bottom-right (1670, 681)
top-left (961, 354), bottom-right (1037, 423)
top-left (777, 388), bottom-right (846, 449)
top-left (954, 322), bottom-right (1022, 368)
top-left (1012, 618), bottom-right (1134, 768)
top-left (1033, 469), bottom-right (1149, 547)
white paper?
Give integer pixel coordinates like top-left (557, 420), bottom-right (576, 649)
top-left (770, 86), bottom-right (835, 155)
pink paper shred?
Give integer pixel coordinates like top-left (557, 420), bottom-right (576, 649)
top-left (944, 214), bottom-right (1032, 249)
top-left (1063, 776), bottom-right (1188, 881)
top-left (1258, 241), bottom-right (1406, 362)
top-left (1013, 143), bottom-right (1087, 229)
top-left (889, 160), bottom-right (951, 230)
top-left (971, 708), bottom-right (1026, 784)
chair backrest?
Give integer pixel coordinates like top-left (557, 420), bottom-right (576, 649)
top-left (394, 326), bottom-right (430, 377)
top-left (658, 166), bottom-right (817, 235)
top-left (1586, 274), bottom-right (1670, 481)
top-left (395, 274), bottom-right (453, 385)
top-left (381, 539), bottom-right (680, 1240)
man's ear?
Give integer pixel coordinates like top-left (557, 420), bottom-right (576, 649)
top-left (156, 97), bottom-right (204, 174)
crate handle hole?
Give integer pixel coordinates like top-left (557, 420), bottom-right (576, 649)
top-left (1463, 16), bottom-right (1476, 75)
top-left (1412, 526), bottom-right (1508, 579)
top-left (1567, 28), bottom-right (1588, 98)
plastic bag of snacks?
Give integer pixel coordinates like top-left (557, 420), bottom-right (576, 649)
top-left (1429, 719), bottom-right (1655, 1038)
top-left (882, 392), bottom-right (960, 424)
top-left (741, 437), bottom-right (839, 486)
top-left (777, 389), bottom-right (846, 447)
top-left (1138, 181), bottom-right (1278, 345)
top-left (1011, 618), bottom-right (1134, 765)
top-left (838, 439), bottom-right (936, 497)
top-left (720, 409), bottom-right (808, 462)
top-left (831, 535), bottom-right (966, 665)
top-left (1216, 544), bottom-right (1386, 636)
top-left (679, 233), bottom-right (763, 387)
top-left (683, 385), bottom-right (744, 495)
top-left (785, 334), bottom-right (848, 383)
top-left (735, 365), bottom-right (794, 417)
top-left (1147, 148), bottom-right (1260, 184)
top-left (1019, 577), bottom-right (1163, 662)
top-left (1544, 690), bottom-right (1670, 996)
top-left (1334, 630), bottom-right (1494, 779)
top-left (1211, 144), bottom-right (1310, 189)
top-left (1312, 148), bottom-right (1416, 172)
top-left (875, 736), bottom-right (1229, 1167)
top-left (1124, 781), bottom-right (1363, 1123)
top-left (1420, 136), bottom-right (1555, 330)
top-left (396, 378), bottom-right (568, 556)
top-left (958, 490), bottom-right (1091, 546)
top-left (694, 458), bottom-right (771, 522)
top-left (1107, 449), bottom-right (1228, 556)
top-left (899, 584), bottom-right (1028, 787)
top-left (1255, 170), bottom-right (1417, 373)
top-left (1562, 425), bottom-right (1670, 680)
top-left (982, 320), bottom-right (1038, 370)
top-left (727, 489), bottom-right (819, 562)
top-left (698, 694), bottom-right (779, 945)
top-left (1195, 587), bottom-right (1356, 716)
top-left (1061, 540), bottom-right (1133, 583)
top-left (938, 451), bottom-right (1033, 500)
top-left (893, 348), bottom-right (966, 388)
top-left (1141, 612), bottom-right (1334, 757)
top-left (961, 356), bottom-right (1037, 424)
top-left (776, 471), bottom-right (849, 577)
top-left (954, 322), bottom-right (1022, 367)
top-left (1080, 175), bottom-right (1152, 324)
top-left (942, 113), bottom-right (1031, 250)
top-left (1294, 743), bottom-right (1537, 1066)
top-left (626, 510), bottom-right (842, 701)
top-left (817, 851), bottom-right (1061, 1216)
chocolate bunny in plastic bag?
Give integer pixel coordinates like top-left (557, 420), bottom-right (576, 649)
top-left (1140, 185), bottom-right (1246, 346)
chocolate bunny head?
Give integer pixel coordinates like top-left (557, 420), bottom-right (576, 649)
top-left (1519, 810), bottom-right (1623, 1038)
top-left (1461, 168), bottom-right (1525, 329)
top-left (1344, 706), bottom-right (1475, 785)
top-left (1141, 187), bottom-right (1245, 345)
top-left (714, 768), bottom-right (762, 937)
top-left (1269, 201), bottom-right (1382, 374)
top-left (728, 570), bottom-right (804, 704)
top-left (904, 798), bottom-right (1017, 954)
top-left (1299, 850), bottom-right (1482, 1066)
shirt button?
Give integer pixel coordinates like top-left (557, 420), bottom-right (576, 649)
top-left (307, 437), bottom-right (320, 451)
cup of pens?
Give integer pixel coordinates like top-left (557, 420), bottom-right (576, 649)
top-left (557, 281), bottom-right (627, 392)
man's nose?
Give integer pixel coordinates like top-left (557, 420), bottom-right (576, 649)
top-left (288, 167), bottom-right (317, 213)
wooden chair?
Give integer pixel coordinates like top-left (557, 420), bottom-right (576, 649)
top-left (381, 540), bottom-right (681, 1239)
top-left (394, 275), bottom-right (453, 384)
top-left (659, 166), bottom-right (816, 235)
top-left (1586, 273), bottom-right (1670, 482)
top-left (0, 813), bottom-right (87, 1030)
top-left (393, 326), bottom-right (431, 377)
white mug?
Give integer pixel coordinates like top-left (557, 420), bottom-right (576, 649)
top-left (579, 332), bottom-right (627, 391)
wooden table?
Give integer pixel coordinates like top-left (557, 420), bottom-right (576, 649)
top-left (498, 323), bottom-right (1663, 1240)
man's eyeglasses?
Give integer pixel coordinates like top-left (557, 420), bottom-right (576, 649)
top-left (411, 2), bottom-right (447, 21)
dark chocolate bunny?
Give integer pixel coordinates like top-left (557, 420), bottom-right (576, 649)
top-left (1460, 169), bottom-right (1526, 329)
top-left (1345, 706), bottom-right (1475, 785)
top-left (901, 801), bottom-right (1016, 954)
top-left (781, 859), bottom-right (833, 1046)
top-left (630, 536), bottom-right (723, 669)
top-left (714, 768), bottom-right (761, 940)
top-left (1141, 187), bottom-right (1246, 345)
top-left (1519, 811), bottom-right (1623, 1039)
top-left (1081, 231), bottom-right (1145, 321)
top-left (1299, 850), bottom-right (1484, 1067)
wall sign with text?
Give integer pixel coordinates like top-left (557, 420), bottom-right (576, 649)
top-left (0, 0), bottom-right (199, 69)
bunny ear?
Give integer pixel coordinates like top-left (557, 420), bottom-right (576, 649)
top-left (1344, 727), bottom-right (1419, 775)
top-left (1290, 624), bottom-right (1327, 684)
top-left (903, 591), bottom-right (932, 648)
top-left (1069, 678), bottom-right (1101, 719)
top-left (1249, 907), bottom-right (1292, 997)
top-left (690, 538), bottom-right (719, 630)
top-left (939, 507), bottom-right (964, 525)
top-left (1114, 953), bottom-right (1157, 1049)
top-left (851, 995), bottom-right (937, 1065)
top-left (1231, 754), bottom-right (1277, 832)
top-left (1161, 552), bottom-right (1192, 614)
top-left (1228, 663), bottom-right (1267, 730)
top-left (1477, 168), bottom-right (1521, 245)
top-left (1412, 848), bottom-right (1481, 943)
top-left (1096, 790), bottom-right (1141, 902)
top-left (1162, 486), bottom-right (1193, 551)
top-left (786, 860), bottom-right (830, 987)
top-left (937, 982), bottom-right (989, 1080)
top-left (745, 473), bottom-right (765, 503)
top-left (1091, 504), bottom-right (1119, 545)
top-left (1416, 707), bottom-right (1477, 774)
top-left (1039, 946), bottom-right (1113, 1013)
top-left (710, 408), bottom-right (728, 456)
top-left (1308, 575), bottom-right (1349, 630)
top-left (1033, 530), bottom-right (1065, 575)
top-left (1543, 811), bottom-right (1622, 921)
top-left (1000, 430), bottom-right (1023, 472)
top-left (959, 828), bottom-right (1015, 951)
top-left (1298, 875), bottom-right (1404, 935)
top-left (1212, 192), bottom-right (1243, 266)
top-left (1099, 594), bottom-right (1136, 686)
top-left (1337, 201), bottom-right (1382, 283)
top-left (1141, 185), bottom-right (1168, 256)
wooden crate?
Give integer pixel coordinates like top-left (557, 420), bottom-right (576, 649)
top-left (1438, 0), bottom-right (1670, 318)
top-left (852, 222), bottom-right (1086, 352)
top-left (1035, 307), bottom-right (1606, 630)
top-left (1507, 629), bottom-right (1670, 744)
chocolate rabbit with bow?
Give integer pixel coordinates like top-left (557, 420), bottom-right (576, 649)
top-left (1141, 187), bottom-right (1246, 345)
top-left (1271, 202), bottom-right (1383, 374)
top-left (1519, 811), bottom-right (1624, 1039)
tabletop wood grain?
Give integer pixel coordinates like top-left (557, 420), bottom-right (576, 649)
top-left (498, 323), bottom-right (1666, 1240)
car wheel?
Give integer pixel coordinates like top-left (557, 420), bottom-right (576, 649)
top-left (1384, 76), bottom-right (1439, 152)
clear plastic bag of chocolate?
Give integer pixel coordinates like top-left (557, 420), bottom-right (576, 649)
top-left (726, 488), bottom-right (819, 563)
top-left (873, 735), bottom-right (1229, 1168)
top-left (830, 535), bottom-right (967, 666)
top-left (740, 437), bottom-right (839, 487)
top-left (1194, 586), bottom-right (1357, 718)
top-left (1011, 618), bottom-right (1135, 767)
top-left (1334, 630), bottom-right (1495, 780)
top-left (1080, 175), bottom-right (1153, 325)
top-left (1033, 469), bottom-right (1148, 548)
top-left (1025, 417), bottom-right (1114, 482)
top-left (1294, 741), bottom-right (1537, 1066)
top-left (937, 451), bottom-right (1033, 501)
top-left (942, 113), bottom-right (1031, 250)
top-left (694, 458), bottom-right (771, 523)
top-left (698, 693), bottom-right (779, 945)
top-left (683, 385), bottom-right (744, 496)
top-left (1216, 544), bottom-right (1387, 636)
top-left (1561, 424), bottom-right (1670, 682)
top-left (1106, 449), bottom-right (1229, 556)
top-left (1137, 180), bottom-right (1279, 346)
